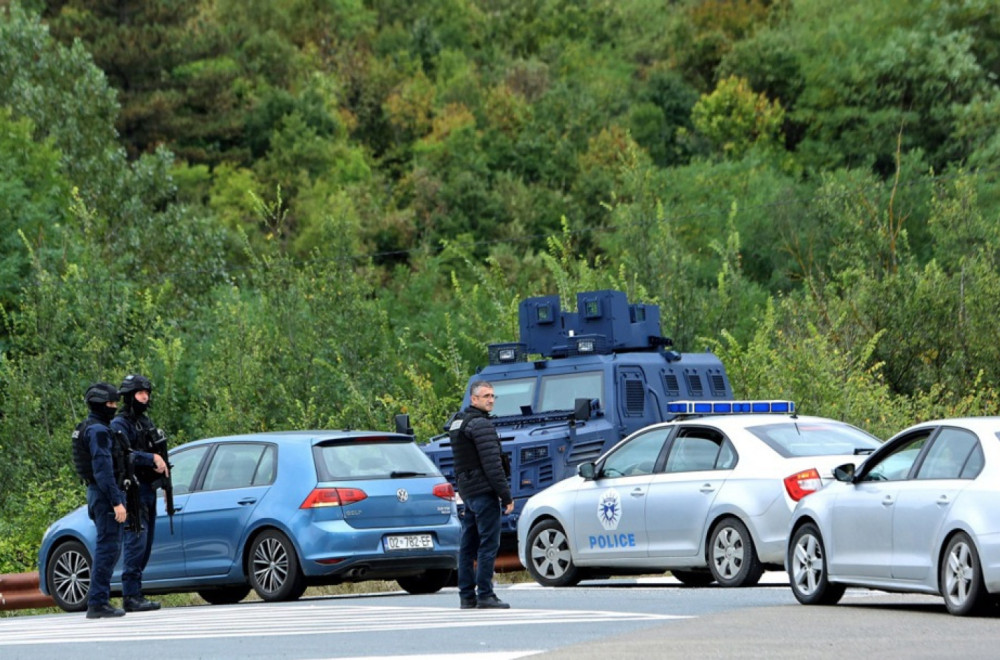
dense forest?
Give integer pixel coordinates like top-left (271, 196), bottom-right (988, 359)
top-left (3, 0), bottom-right (1000, 573)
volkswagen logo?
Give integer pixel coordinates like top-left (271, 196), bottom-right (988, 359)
top-left (396, 488), bottom-right (409, 502)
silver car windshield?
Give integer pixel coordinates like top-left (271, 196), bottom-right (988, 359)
top-left (747, 421), bottom-right (881, 458)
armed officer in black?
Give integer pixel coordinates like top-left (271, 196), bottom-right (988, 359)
top-left (449, 380), bottom-right (514, 609)
top-left (73, 382), bottom-right (128, 619)
top-left (112, 374), bottom-right (169, 612)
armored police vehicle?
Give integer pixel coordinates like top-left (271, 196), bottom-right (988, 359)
top-left (421, 290), bottom-right (733, 548)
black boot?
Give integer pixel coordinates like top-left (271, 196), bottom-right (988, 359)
top-left (123, 595), bottom-right (161, 612)
top-left (86, 603), bottom-right (126, 619)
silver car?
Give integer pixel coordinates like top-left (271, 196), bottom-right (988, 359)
top-left (517, 401), bottom-right (880, 588)
top-left (787, 417), bottom-right (1000, 616)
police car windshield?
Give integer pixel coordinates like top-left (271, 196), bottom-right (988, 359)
top-left (747, 421), bottom-right (882, 458)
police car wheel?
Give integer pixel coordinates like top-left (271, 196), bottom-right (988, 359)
top-left (707, 517), bottom-right (763, 587)
top-left (47, 540), bottom-right (92, 612)
top-left (248, 530), bottom-right (306, 601)
top-left (197, 585), bottom-right (252, 605)
top-left (397, 569), bottom-right (453, 594)
top-left (526, 520), bottom-right (581, 587)
top-left (787, 523), bottom-right (845, 606)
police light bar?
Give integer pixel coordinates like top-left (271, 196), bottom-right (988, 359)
top-left (666, 400), bottom-right (796, 415)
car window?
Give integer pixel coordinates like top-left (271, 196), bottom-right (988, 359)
top-left (861, 430), bottom-right (931, 482)
top-left (601, 428), bottom-right (669, 478)
top-left (203, 443), bottom-right (271, 491)
top-left (916, 428), bottom-right (981, 480)
top-left (665, 428), bottom-right (727, 472)
top-left (314, 438), bottom-right (441, 480)
top-left (170, 445), bottom-right (210, 495)
top-left (747, 421), bottom-right (881, 458)
top-left (961, 445), bottom-right (985, 479)
top-left (489, 377), bottom-right (536, 417)
top-left (537, 371), bottom-right (603, 414)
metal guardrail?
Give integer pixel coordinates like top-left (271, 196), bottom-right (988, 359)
top-left (0, 572), bottom-right (56, 611)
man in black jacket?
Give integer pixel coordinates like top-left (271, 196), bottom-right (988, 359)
top-left (448, 380), bottom-right (514, 609)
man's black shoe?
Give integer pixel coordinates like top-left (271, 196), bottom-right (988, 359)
top-left (459, 598), bottom-right (477, 609)
top-left (123, 596), bottom-right (161, 612)
top-left (86, 603), bottom-right (126, 619)
top-left (476, 594), bottom-right (510, 609)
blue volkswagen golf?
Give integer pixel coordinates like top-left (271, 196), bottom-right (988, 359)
top-left (39, 429), bottom-right (460, 611)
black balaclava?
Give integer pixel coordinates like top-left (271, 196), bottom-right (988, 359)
top-left (89, 402), bottom-right (115, 425)
top-left (123, 392), bottom-right (149, 416)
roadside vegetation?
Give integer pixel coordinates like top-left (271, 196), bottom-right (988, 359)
top-left (3, 0), bottom-right (1000, 574)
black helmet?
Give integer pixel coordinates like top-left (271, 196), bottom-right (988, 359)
top-left (85, 382), bottom-right (120, 404)
top-left (119, 374), bottom-right (153, 394)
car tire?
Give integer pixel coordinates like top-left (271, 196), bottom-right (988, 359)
top-left (197, 585), bottom-right (252, 605)
top-left (525, 519), bottom-right (582, 587)
top-left (707, 517), bottom-right (764, 587)
top-left (46, 540), bottom-right (92, 612)
top-left (940, 532), bottom-right (990, 616)
top-left (788, 523), bottom-right (845, 605)
top-left (248, 530), bottom-right (306, 602)
top-left (671, 570), bottom-right (715, 587)
top-left (396, 569), bottom-right (453, 594)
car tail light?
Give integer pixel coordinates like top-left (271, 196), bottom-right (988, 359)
top-left (300, 487), bottom-right (368, 508)
top-left (784, 468), bottom-right (822, 502)
top-left (433, 482), bottom-right (456, 501)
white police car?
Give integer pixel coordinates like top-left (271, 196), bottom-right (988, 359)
top-left (516, 401), bottom-right (881, 587)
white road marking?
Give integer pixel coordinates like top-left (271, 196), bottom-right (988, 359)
top-left (0, 604), bottom-right (685, 646)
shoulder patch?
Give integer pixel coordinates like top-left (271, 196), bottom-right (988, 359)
top-left (448, 418), bottom-right (464, 432)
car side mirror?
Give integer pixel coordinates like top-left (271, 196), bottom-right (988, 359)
top-left (574, 398), bottom-right (592, 421)
top-left (578, 462), bottom-right (596, 480)
top-left (833, 463), bottom-right (855, 482)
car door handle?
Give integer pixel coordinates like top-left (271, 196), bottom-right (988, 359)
top-left (630, 488), bottom-right (645, 497)
top-left (238, 497), bottom-right (257, 505)
top-left (937, 495), bottom-right (950, 506)
top-left (172, 506), bottom-right (183, 513)
top-left (882, 495), bottom-right (895, 506)
top-left (700, 483), bottom-right (715, 493)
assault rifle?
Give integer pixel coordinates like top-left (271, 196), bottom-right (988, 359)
top-left (117, 431), bottom-right (143, 534)
top-left (151, 428), bottom-right (176, 534)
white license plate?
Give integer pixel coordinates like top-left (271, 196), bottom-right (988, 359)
top-left (385, 534), bottom-right (434, 551)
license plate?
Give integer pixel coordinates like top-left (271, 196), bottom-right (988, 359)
top-left (384, 534), bottom-right (433, 551)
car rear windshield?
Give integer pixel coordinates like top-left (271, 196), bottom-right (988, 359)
top-left (747, 421), bottom-right (881, 458)
top-left (312, 437), bottom-right (442, 480)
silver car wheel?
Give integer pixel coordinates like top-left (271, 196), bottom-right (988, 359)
top-left (944, 539), bottom-right (975, 609)
top-left (253, 536), bottom-right (290, 593)
top-left (530, 527), bottom-right (572, 580)
top-left (711, 526), bottom-right (746, 579)
top-left (50, 542), bottom-right (91, 611)
top-left (791, 531), bottom-right (823, 596)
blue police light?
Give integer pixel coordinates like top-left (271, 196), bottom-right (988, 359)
top-left (666, 400), bottom-right (796, 415)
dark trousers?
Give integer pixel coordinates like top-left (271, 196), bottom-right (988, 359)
top-left (122, 484), bottom-right (156, 597)
top-left (458, 493), bottom-right (502, 601)
top-left (86, 485), bottom-right (122, 607)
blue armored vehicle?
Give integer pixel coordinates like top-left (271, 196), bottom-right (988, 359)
top-left (421, 290), bottom-right (733, 551)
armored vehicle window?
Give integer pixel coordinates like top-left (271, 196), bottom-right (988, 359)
top-left (490, 377), bottom-right (536, 417)
top-left (537, 371), bottom-right (603, 413)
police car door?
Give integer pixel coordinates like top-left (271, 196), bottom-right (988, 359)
top-left (572, 428), bottom-right (669, 562)
top-left (645, 426), bottom-right (729, 558)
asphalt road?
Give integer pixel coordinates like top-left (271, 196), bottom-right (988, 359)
top-left (2, 574), bottom-right (998, 659)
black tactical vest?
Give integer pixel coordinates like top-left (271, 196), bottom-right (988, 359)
top-left (71, 420), bottom-right (95, 483)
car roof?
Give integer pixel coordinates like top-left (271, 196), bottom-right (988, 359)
top-left (180, 430), bottom-right (415, 448)
top-left (895, 417), bottom-right (1000, 434)
top-left (664, 413), bottom-right (851, 430)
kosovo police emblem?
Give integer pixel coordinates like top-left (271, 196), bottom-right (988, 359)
top-left (597, 488), bottom-right (621, 530)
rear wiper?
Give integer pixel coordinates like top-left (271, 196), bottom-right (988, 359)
top-left (390, 470), bottom-right (428, 478)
